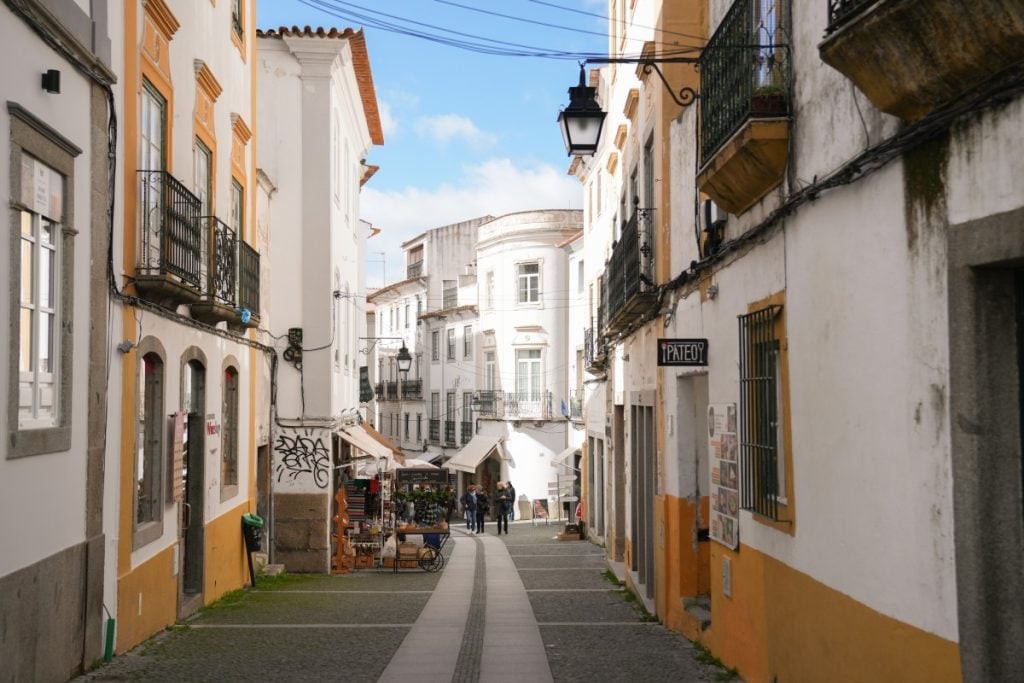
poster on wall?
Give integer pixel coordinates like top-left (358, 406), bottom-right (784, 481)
top-left (708, 403), bottom-right (739, 550)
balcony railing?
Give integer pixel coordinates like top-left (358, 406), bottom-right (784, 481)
top-left (238, 240), bottom-right (260, 317)
top-left (502, 391), bottom-right (553, 421)
top-left (584, 321), bottom-right (608, 373)
top-left (375, 382), bottom-right (386, 399)
top-left (442, 286), bottom-right (458, 309)
top-left (401, 379), bottom-right (422, 400)
top-left (385, 381), bottom-right (399, 401)
top-left (137, 170), bottom-right (202, 288)
top-left (461, 421), bottom-right (473, 444)
top-left (569, 389), bottom-right (584, 421)
top-left (444, 420), bottom-right (456, 445)
top-left (826, 0), bottom-right (871, 33)
top-left (407, 260), bottom-right (423, 278)
top-left (477, 390), bottom-right (499, 417)
top-left (699, 0), bottom-right (790, 163)
top-left (428, 419), bottom-right (440, 443)
top-left (200, 216), bottom-right (237, 305)
top-left (604, 209), bottom-right (658, 333)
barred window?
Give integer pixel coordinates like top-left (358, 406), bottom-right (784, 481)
top-left (738, 305), bottom-right (786, 520)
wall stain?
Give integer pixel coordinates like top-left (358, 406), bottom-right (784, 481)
top-left (903, 132), bottom-right (950, 251)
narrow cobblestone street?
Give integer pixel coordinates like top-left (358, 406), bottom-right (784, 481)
top-left (79, 522), bottom-right (734, 682)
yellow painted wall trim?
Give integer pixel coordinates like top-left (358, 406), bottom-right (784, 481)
top-left (143, 0), bottom-right (180, 39)
top-left (606, 152), bottom-right (619, 175)
top-left (623, 88), bottom-right (640, 120)
top-left (231, 113), bottom-right (252, 143)
top-left (195, 60), bottom-right (223, 101)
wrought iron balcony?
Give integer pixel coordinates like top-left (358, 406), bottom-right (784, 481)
top-left (407, 260), bottom-right (423, 278)
top-left (826, 0), bottom-right (871, 31)
top-left (569, 389), bottom-right (584, 421)
top-left (136, 170), bottom-right (202, 304)
top-left (191, 217), bottom-right (239, 325)
top-left (501, 391), bottom-right (553, 421)
top-left (604, 209), bottom-right (658, 335)
top-left (444, 421), bottom-right (456, 445)
top-left (461, 421), bottom-right (473, 444)
top-left (476, 390), bottom-right (499, 418)
top-left (375, 382), bottom-right (386, 399)
top-left (428, 419), bottom-right (440, 443)
top-left (584, 322), bottom-right (608, 373)
top-left (401, 379), bottom-right (422, 400)
top-left (237, 240), bottom-right (260, 323)
top-left (385, 381), bottom-right (399, 401)
top-left (700, 0), bottom-right (790, 163)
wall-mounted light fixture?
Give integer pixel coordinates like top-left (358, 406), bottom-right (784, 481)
top-left (41, 69), bottom-right (60, 94)
top-left (557, 56), bottom-right (699, 156)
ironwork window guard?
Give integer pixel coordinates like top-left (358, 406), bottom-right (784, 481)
top-left (401, 379), bottom-right (422, 400)
top-left (699, 0), bottom-right (790, 163)
top-left (501, 391), bottom-right (553, 420)
top-left (137, 170), bottom-right (202, 287)
top-left (460, 421), bottom-right (473, 444)
top-left (238, 240), bottom-right (260, 316)
top-left (738, 305), bottom-right (784, 520)
top-left (605, 208), bottom-right (656, 323)
top-left (385, 381), bottom-right (399, 401)
top-left (584, 318), bottom-right (609, 369)
top-left (825, 0), bottom-right (872, 33)
top-left (407, 260), bottom-right (423, 278)
top-left (477, 390), bottom-right (498, 417)
top-left (375, 382), bottom-right (385, 399)
top-left (428, 419), bottom-right (440, 443)
top-left (444, 420), bottom-right (456, 445)
top-left (199, 216), bottom-right (237, 305)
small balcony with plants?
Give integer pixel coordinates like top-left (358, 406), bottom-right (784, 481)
top-left (604, 208), bottom-right (658, 336)
top-left (135, 170), bottom-right (203, 306)
top-left (697, 0), bottom-right (791, 214)
top-left (819, 0), bottom-right (1024, 122)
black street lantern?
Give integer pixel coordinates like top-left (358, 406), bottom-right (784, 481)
top-left (396, 344), bottom-right (413, 374)
top-left (558, 65), bottom-right (606, 156)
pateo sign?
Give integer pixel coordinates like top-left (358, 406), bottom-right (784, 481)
top-left (657, 338), bottom-right (709, 366)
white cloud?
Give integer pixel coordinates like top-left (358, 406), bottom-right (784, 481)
top-left (361, 158), bottom-right (581, 287)
top-left (378, 101), bottom-right (398, 138)
top-left (414, 114), bottom-right (497, 147)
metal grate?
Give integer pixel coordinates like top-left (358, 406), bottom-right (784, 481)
top-left (401, 379), bottom-right (422, 400)
top-left (428, 419), bottom-right (440, 443)
top-left (137, 170), bottom-right (202, 286)
top-left (237, 240), bottom-right (260, 315)
top-left (605, 209), bottom-right (655, 323)
top-left (444, 420), bottom-right (456, 445)
top-left (202, 216), bottom-right (237, 305)
top-left (826, 0), bottom-right (875, 33)
top-left (738, 305), bottom-right (783, 520)
top-left (407, 260), bottom-right (423, 278)
top-left (700, 0), bottom-right (790, 163)
top-left (461, 421), bottom-right (473, 444)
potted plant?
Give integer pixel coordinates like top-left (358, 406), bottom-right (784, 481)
top-left (751, 83), bottom-right (787, 116)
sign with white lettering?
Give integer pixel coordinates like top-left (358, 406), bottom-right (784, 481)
top-left (657, 338), bottom-right (709, 366)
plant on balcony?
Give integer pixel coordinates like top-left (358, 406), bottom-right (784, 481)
top-left (751, 84), bottom-right (787, 116)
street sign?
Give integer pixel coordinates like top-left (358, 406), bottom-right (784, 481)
top-left (657, 338), bottom-right (709, 366)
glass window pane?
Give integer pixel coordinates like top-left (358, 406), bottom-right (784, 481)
top-left (20, 308), bottom-right (33, 372)
top-left (20, 238), bottom-right (33, 304)
top-left (21, 210), bottom-right (32, 235)
top-left (39, 312), bottom-right (53, 373)
top-left (41, 219), bottom-right (54, 246)
top-left (40, 247), bottom-right (53, 308)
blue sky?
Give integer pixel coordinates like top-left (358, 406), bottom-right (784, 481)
top-left (257, 1), bottom-right (607, 287)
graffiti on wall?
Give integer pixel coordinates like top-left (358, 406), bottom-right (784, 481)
top-left (274, 428), bottom-right (330, 489)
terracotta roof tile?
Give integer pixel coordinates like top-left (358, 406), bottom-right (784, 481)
top-left (257, 26), bottom-right (384, 145)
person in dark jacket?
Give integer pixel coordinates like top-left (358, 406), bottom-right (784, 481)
top-left (461, 486), bottom-right (477, 531)
top-left (494, 482), bottom-right (512, 534)
top-left (506, 481), bottom-right (517, 522)
top-left (474, 487), bottom-right (490, 534)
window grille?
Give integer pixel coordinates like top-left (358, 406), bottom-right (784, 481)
top-left (738, 306), bottom-right (784, 520)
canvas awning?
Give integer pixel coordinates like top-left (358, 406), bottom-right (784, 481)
top-left (447, 435), bottom-right (503, 473)
top-left (337, 424), bottom-right (393, 462)
top-left (361, 422), bottom-right (406, 465)
top-left (552, 446), bottom-right (580, 469)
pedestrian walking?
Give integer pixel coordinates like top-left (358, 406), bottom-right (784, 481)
top-left (495, 482), bottom-right (511, 534)
top-left (474, 487), bottom-right (490, 534)
top-left (444, 485), bottom-right (457, 522)
top-left (506, 481), bottom-right (517, 522)
top-left (461, 486), bottom-right (477, 531)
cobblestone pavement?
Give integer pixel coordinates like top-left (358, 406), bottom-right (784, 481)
top-left (77, 521), bottom-right (737, 682)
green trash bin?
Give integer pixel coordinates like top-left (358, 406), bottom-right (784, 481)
top-left (241, 513), bottom-right (264, 552)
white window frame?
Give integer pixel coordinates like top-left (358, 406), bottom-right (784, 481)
top-left (515, 348), bottom-right (542, 399)
top-left (517, 261), bottom-right (540, 304)
top-left (18, 205), bottom-right (60, 430)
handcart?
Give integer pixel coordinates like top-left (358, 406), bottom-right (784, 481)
top-left (392, 527), bottom-right (451, 573)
